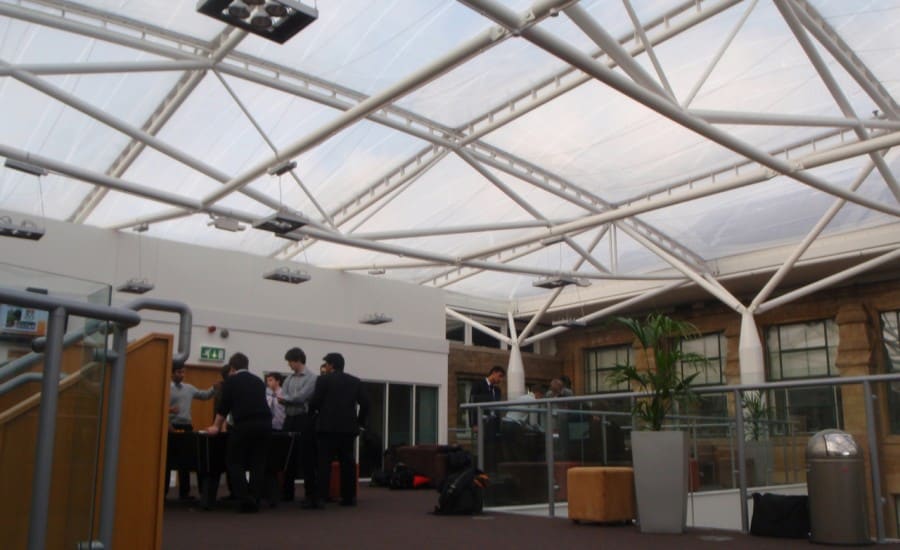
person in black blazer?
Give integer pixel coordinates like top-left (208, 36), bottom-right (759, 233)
top-left (469, 366), bottom-right (505, 473)
top-left (309, 352), bottom-right (370, 508)
top-left (205, 352), bottom-right (271, 513)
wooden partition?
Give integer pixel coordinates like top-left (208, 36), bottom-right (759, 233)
top-left (0, 333), bottom-right (172, 550)
top-left (105, 333), bottom-right (172, 550)
top-left (182, 364), bottom-right (225, 429)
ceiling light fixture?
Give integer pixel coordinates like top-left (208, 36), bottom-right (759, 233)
top-left (4, 158), bottom-right (49, 177)
top-left (252, 210), bottom-right (308, 235)
top-left (208, 216), bottom-right (245, 232)
top-left (117, 277), bottom-right (154, 294)
top-left (360, 313), bottom-right (392, 325)
top-left (367, 267), bottom-right (386, 275)
top-left (227, 0), bottom-right (251, 18)
top-left (197, 0), bottom-right (319, 44)
top-left (267, 159), bottom-right (297, 176)
top-left (264, 1), bottom-right (289, 17)
top-left (532, 275), bottom-right (591, 289)
top-left (263, 267), bottom-right (310, 284)
top-left (552, 318), bottom-right (587, 327)
top-left (0, 216), bottom-right (45, 241)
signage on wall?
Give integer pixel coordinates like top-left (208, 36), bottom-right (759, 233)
top-left (199, 346), bottom-right (226, 362)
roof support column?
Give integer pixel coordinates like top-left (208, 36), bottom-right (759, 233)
top-left (739, 311), bottom-right (765, 385)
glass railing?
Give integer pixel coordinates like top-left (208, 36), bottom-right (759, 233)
top-left (0, 264), bottom-right (113, 550)
top-left (464, 373), bottom-right (899, 540)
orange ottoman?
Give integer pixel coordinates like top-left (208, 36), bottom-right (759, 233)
top-left (567, 467), bottom-right (636, 523)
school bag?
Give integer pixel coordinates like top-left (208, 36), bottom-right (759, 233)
top-left (433, 467), bottom-right (489, 515)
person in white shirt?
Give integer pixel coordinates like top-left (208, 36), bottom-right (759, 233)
top-left (265, 372), bottom-right (286, 431)
top-left (167, 365), bottom-right (218, 500)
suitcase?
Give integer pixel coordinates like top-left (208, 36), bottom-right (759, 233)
top-left (750, 492), bottom-right (810, 539)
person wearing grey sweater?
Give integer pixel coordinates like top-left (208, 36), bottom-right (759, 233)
top-left (278, 347), bottom-right (319, 503)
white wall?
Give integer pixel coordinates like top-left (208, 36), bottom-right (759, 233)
top-left (0, 211), bottom-right (450, 441)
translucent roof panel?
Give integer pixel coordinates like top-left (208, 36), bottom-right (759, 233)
top-left (0, 0), bottom-right (898, 314)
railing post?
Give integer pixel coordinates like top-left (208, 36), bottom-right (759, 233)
top-left (476, 406), bottom-right (484, 471)
top-left (27, 307), bottom-right (67, 550)
top-left (862, 380), bottom-right (886, 542)
top-left (98, 325), bottom-right (129, 548)
top-left (734, 388), bottom-right (749, 534)
top-left (544, 401), bottom-right (555, 517)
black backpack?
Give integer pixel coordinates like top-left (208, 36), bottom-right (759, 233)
top-left (388, 462), bottom-right (416, 490)
top-left (433, 467), bottom-right (488, 515)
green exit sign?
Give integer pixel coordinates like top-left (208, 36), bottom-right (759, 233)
top-left (200, 346), bottom-right (226, 362)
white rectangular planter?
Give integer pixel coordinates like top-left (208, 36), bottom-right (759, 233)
top-left (631, 430), bottom-right (689, 534)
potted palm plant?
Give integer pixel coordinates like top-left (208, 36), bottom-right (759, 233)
top-left (742, 392), bottom-right (773, 486)
top-left (609, 313), bottom-right (705, 534)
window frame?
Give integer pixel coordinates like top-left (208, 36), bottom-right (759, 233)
top-left (584, 344), bottom-right (633, 394)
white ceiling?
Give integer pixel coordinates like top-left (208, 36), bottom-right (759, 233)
top-left (0, 0), bottom-right (899, 321)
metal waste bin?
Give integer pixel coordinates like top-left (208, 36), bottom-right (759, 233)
top-left (806, 429), bottom-right (870, 545)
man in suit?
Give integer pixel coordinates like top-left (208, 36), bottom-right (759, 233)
top-left (469, 366), bottom-right (505, 473)
top-left (309, 352), bottom-right (369, 508)
top-left (205, 352), bottom-right (271, 513)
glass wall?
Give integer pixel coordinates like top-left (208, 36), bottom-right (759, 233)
top-left (0, 263), bottom-right (111, 549)
top-left (359, 381), bottom-right (439, 478)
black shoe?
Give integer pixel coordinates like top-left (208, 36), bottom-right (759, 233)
top-left (239, 498), bottom-right (259, 513)
top-left (300, 499), bottom-right (324, 510)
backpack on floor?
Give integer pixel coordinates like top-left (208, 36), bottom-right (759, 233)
top-left (750, 492), bottom-right (810, 539)
top-left (388, 462), bottom-right (416, 490)
top-left (433, 467), bottom-right (488, 515)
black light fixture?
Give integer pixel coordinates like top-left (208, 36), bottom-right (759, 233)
top-left (0, 216), bottom-right (45, 241)
top-left (552, 318), bottom-right (587, 328)
top-left (4, 158), bottom-right (49, 177)
top-left (360, 313), bottom-right (392, 325)
top-left (252, 210), bottom-right (308, 235)
top-left (532, 275), bottom-right (591, 289)
top-left (196, 0), bottom-right (318, 44)
top-left (267, 159), bottom-right (297, 176)
top-left (263, 267), bottom-right (311, 284)
top-left (117, 277), bottom-right (154, 294)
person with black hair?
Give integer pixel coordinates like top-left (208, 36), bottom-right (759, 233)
top-left (205, 352), bottom-right (271, 513)
top-left (309, 352), bottom-right (370, 508)
top-left (278, 346), bottom-right (319, 505)
top-left (167, 365), bottom-right (218, 501)
top-left (468, 366), bottom-right (505, 473)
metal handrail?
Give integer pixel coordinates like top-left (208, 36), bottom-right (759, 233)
top-left (0, 287), bottom-right (143, 550)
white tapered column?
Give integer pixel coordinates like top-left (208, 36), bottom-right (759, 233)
top-left (739, 311), bottom-right (765, 385)
top-left (507, 343), bottom-right (526, 399)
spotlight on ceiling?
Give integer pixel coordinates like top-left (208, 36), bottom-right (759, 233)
top-left (360, 313), bottom-right (392, 325)
top-left (263, 267), bottom-right (310, 284)
top-left (4, 158), bottom-right (48, 177)
top-left (253, 210), bottom-right (308, 235)
top-left (196, 0), bottom-right (318, 44)
top-left (267, 159), bottom-right (297, 176)
top-left (117, 277), bottom-right (154, 294)
top-left (532, 275), bottom-right (591, 289)
top-left (552, 318), bottom-right (587, 328)
top-left (367, 267), bottom-right (386, 276)
top-left (0, 216), bottom-right (45, 241)
top-left (208, 216), bottom-right (246, 232)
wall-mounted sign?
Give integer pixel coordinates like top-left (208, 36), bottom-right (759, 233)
top-left (200, 346), bottom-right (226, 362)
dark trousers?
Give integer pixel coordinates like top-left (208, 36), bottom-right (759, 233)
top-left (316, 432), bottom-right (356, 504)
top-left (282, 413), bottom-right (317, 500)
top-left (226, 419), bottom-right (271, 506)
top-left (167, 426), bottom-right (194, 498)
